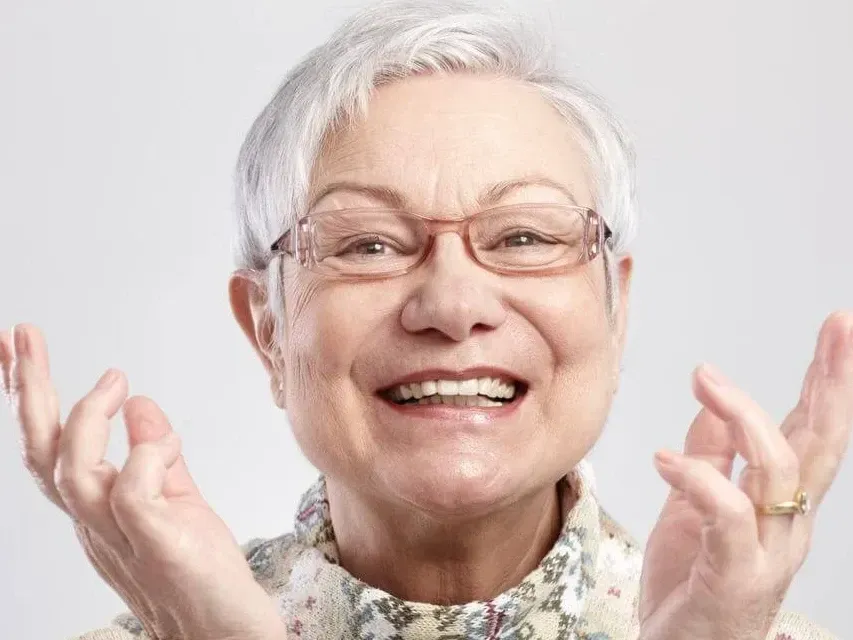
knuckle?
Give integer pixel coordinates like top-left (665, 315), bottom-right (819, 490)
top-left (53, 462), bottom-right (97, 508)
top-left (108, 483), bottom-right (145, 513)
top-left (66, 396), bottom-right (102, 425)
top-left (775, 449), bottom-right (800, 484)
top-left (129, 442), bottom-right (164, 470)
top-left (53, 465), bottom-right (80, 502)
top-left (729, 493), bottom-right (755, 521)
top-left (138, 441), bottom-right (164, 460)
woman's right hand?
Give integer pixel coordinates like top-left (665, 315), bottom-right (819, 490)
top-left (1, 324), bottom-right (288, 640)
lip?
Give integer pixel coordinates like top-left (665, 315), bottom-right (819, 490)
top-left (376, 387), bottom-right (526, 425)
top-left (377, 366), bottom-right (528, 393)
top-left (374, 366), bottom-right (529, 428)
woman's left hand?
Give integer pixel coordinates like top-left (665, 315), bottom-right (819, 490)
top-left (638, 310), bottom-right (853, 640)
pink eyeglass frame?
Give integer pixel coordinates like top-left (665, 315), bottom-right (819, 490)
top-left (268, 203), bottom-right (613, 279)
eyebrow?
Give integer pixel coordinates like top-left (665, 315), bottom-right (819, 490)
top-left (307, 174), bottom-right (580, 212)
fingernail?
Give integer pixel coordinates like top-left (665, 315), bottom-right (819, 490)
top-left (654, 449), bottom-right (678, 467)
top-left (822, 323), bottom-right (853, 378)
top-left (701, 363), bottom-right (729, 388)
top-left (96, 369), bottom-right (120, 390)
top-left (13, 327), bottom-right (29, 358)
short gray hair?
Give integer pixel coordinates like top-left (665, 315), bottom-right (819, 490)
top-left (233, 0), bottom-right (638, 318)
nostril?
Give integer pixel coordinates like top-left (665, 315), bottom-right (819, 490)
top-left (470, 322), bottom-right (495, 335)
top-left (399, 255), bottom-right (507, 340)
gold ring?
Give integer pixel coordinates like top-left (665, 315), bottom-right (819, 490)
top-left (756, 489), bottom-right (811, 516)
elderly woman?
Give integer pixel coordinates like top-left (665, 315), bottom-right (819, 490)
top-left (3, 1), bottom-right (851, 639)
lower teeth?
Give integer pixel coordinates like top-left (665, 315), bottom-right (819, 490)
top-left (402, 395), bottom-right (507, 407)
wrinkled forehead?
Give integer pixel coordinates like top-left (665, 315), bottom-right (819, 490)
top-left (311, 74), bottom-right (595, 216)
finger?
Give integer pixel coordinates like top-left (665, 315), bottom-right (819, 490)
top-left (9, 325), bottom-right (66, 510)
top-left (693, 364), bottom-right (800, 544)
top-left (659, 408), bottom-right (736, 538)
top-left (110, 432), bottom-right (183, 547)
top-left (668, 407), bottom-right (737, 551)
top-left (55, 369), bottom-right (131, 551)
top-left (647, 407), bottom-right (737, 607)
top-left (682, 406), bottom-right (737, 477)
top-left (654, 449), bottom-right (759, 578)
top-left (781, 311), bottom-right (853, 507)
top-left (781, 357), bottom-right (820, 440)
top-left (123, 396), bottom-right (200, 499)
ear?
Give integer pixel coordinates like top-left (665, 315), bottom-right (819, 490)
top-left (228, 270), bottom-right (287, 409)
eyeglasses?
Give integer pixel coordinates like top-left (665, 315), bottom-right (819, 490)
top-left (269, 203), bottom-right (612, 279)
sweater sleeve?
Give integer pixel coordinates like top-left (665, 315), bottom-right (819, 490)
top-left (70, 627), bottom-right (142, 640)
top-left (769, 610), bottom-right (838, 639)
top-left (69, 613), bottom-right (149, 640)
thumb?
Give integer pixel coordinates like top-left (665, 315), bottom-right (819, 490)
top-left (123, 395), bottom-right (201, 499)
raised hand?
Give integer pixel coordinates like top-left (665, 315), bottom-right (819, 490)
top-left (1, 325), bottom-right (287, 640)
top-left (638, 311), bottom-right (853, 640)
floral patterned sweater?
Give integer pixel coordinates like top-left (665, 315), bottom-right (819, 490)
top-left (75, 463), bottom-right (835, 640)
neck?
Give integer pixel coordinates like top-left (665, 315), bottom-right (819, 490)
top-left (326, 479), bottom-right (566, 605)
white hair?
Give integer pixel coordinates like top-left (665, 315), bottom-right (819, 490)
top-left (232, 0), bottom-right (638, 320)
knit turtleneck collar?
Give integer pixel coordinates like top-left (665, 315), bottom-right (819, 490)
top-left (106, 460), bottom-right (830, 640)
top-left (284, 465), bottom-right (602, 639)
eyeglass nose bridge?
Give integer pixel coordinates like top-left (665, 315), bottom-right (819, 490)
top-left (414, 216), bottom-right (486, 269)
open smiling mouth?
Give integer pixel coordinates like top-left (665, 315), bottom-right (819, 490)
top-left (378, 376), bottom-right (528, 408)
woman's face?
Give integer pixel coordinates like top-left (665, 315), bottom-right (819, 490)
top-left (259, 74), bottom-right (631, 516)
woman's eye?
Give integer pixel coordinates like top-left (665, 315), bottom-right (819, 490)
top-left (354, 241), bottom-right (387, 255)
top-left (501, 232), bottom-right (550, 248)
top-left (339, 236), bottom-right (395, 257)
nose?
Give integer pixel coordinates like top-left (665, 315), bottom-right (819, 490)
top-left (400, 234), bottom-right (507, 342)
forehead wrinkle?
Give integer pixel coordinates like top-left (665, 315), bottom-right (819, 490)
top-left (478, 175), bottom-right (580, 209)
top-left (311, 128), bottom-right (413, 210)
top-left (305, 174), bottom-right (586, 219)
top-left (310, 81), bottom-right (594, 215)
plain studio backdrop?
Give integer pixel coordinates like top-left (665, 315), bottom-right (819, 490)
top-left (1, 1), bottom-right (851, 638)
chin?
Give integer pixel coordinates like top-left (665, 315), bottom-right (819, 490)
top-left (378, 450), bottom-right (540, 519)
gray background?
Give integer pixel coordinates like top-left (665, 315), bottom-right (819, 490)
top-left (1, 1), bottom-right (851, 638)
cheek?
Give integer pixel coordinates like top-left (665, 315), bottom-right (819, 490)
top-left (523, 272), bottom-right (616, 424)
top-left (284, 275), bottom-right (406, 379)
top-left (524, 269), bottom-right (613, 360)
top-left (284, 277), bottom-right (363, 381)
top-left (281, 277), bottom-right (392, 473)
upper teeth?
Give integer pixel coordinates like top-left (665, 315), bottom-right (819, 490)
top-left (388, 377), bottom-right (516, 402)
